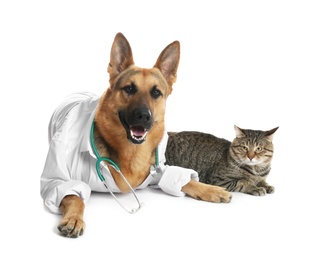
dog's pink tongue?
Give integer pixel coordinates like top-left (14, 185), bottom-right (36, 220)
top-left (130, 126), bottom-right (146, 137)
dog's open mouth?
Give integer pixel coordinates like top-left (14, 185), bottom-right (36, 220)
top-left (119, 110), bottom-right (152, 144)
top-left (130, 126), bottom-right (148, 142)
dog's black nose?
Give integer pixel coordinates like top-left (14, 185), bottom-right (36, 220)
top-left (134, 107), bottom-right (151, 123)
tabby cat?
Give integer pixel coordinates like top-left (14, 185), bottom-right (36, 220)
top-left (165, 126), bottom-right (278, 196)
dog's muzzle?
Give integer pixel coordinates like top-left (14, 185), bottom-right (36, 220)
top-left (119, 107), bottom-right (153, 144)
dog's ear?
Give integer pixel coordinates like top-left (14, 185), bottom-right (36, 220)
top-left (154, 41), bottom-right (180, 94)
top-left (108, 33), bottom-right (134, 84)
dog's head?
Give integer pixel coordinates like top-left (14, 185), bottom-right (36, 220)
top-left (97, 33), bottom-right (180, 145)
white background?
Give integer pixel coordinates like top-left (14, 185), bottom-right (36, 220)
top-left (1, 0), bottom-right (321, 259)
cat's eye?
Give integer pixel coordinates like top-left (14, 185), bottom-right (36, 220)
top-left (242, 146), bottom-right (248, 151)
top-left (256, 147), bottom-right (262, 152)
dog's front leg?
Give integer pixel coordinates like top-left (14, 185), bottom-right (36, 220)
top-left (57, 195), bottom-right (85, 238)
top-left (182, 179), bottom-right (232, 203)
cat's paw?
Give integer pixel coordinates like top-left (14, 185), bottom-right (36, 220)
top-left (248, 187), bottom-right (266, 196)
top-left (265, 185), bottom-right (275, 194)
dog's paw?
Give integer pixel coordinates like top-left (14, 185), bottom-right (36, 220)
top-left (200, 185), bottom-right (232, 203)
top-left (58, 216), bottom-right (85, 238)
top-left (182, 180), bottom-right (232, 203)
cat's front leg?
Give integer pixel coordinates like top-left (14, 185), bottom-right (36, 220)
top-left (227, 179), bottom-right (266, 196)
top-left (235, 180), bottom-right (271, 196)
top-left (231, 179), bottom-right (266, 195)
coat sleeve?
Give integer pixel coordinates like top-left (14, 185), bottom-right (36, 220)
top-left (157, 165), bottom-right (199, 197)
top-left (154, 131), bottom-right (199, 197)
top-left (40, 139), bottom-right (91, 215)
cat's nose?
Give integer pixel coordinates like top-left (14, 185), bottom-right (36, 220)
top-left (247, 153), bottom-right (255, 160)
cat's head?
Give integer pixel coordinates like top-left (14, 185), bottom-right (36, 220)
top-left (230, 125), bottom-right (278, 166)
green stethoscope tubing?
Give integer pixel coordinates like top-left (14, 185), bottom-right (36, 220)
top-left (90, 121), bottom-right (159, 213)
top-left (90, 122), bottom-right (120, 181)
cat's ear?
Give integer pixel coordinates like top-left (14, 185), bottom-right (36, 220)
top-left (234, 125), bottom-right (246, 138)
top-left (265, 127), bottom-right (279, 141)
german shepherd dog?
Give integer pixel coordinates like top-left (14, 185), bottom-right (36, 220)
top-left (44, 33), bottom-right (231, 238)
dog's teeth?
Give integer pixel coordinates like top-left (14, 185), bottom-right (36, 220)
top-left (130, 130), bottom-right (148, 141)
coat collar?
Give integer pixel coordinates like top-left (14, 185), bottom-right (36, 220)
top-left (80, 109), bottom-right (97, 155)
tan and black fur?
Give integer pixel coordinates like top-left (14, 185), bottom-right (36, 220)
top-left (58, 33), bottom-right (231, 238)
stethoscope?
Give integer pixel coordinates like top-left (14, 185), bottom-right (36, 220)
top-left (90, 121), bottom-right (160, 213)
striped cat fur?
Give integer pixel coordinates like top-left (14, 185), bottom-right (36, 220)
top-left (165, 126), bottom-right (278, 196)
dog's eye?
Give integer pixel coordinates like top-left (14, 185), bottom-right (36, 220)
top-left (122, 84), bottom-right (137, 95)
top-left (150, 86), bottom-right (162, 99)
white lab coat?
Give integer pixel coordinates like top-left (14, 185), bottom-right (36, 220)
top-left (40, 92), bottom-right (198, 214)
